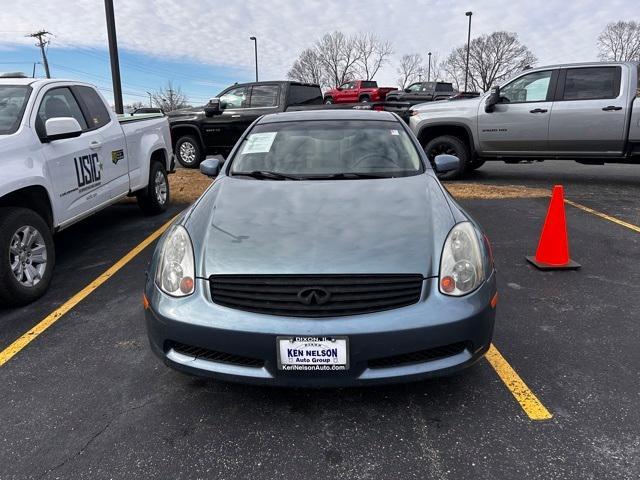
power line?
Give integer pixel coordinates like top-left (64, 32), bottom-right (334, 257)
top-left (27, 30), bottom-right (52, 78)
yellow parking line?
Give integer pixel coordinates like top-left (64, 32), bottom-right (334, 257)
top-left (485, 344), bottom-right (553, 421)
top-left (0, 216), bottom-right (176, 367)
top-left (565, 199), bottom-right (640, 234)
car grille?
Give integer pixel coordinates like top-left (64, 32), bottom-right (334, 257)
top-left (209, 274), bottom-right (424, 317)
top-left (170, 342), bottom-right (264, 368)
top-left (367, 342), bottom-right (469, 369)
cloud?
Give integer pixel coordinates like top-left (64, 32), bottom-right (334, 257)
top-left (0, 0), bottom-right (633, 86)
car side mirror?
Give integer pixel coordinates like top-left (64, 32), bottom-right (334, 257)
top-left (434, 154), bottom-right (460, 173)
top-left (43, 117), bottom-right (82, 142)
top-left (204, 98), bottom-right (222, 117)
top-left (200, 158), bottom-right (221, 177)
top-left (485, 85), bottom-right (500, 113)
top-left (404, 88), bottom-right (410, 93)
top-left (336, 86), bottom-right (343, 91)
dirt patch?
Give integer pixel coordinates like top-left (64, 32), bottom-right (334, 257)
top-left (443, 183), bottom-right (549, 199)
top-left (169, 168), bottom-right (214, 204)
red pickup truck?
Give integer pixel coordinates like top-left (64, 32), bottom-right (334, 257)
top-left (323, 80), bottom-right (397, 104)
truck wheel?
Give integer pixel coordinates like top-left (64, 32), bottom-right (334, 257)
top-left (424, 135), bottom-right (470, 180)
top-left (175, 135), bottom-right (203, 168)
top-left (137, 162), bottom-right (170, 215)
top-left (0, 207), bottom-right (55, 307)
top-left (359, 95), bottom-right (370, 103)
top-left (323, 97), bottom-right (333, 105)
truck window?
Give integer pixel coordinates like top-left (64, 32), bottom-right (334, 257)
top-left (435, 83), bottom-right (453, 92)
top-left (405, 83), bottom-right (422, 92)
top-left (220, 86), bottom-right (248, 109)
top-left (0, 85), bottom-right (31, 135)
top-left (500, 70), bottom-right (552, 103)
top-left (360, 81), bottom-right (378, 88)
top-left (288, 85), bottom-right (323, 105)
top-left (562, 67), bottom-right (621, 101)
top-left (249, 85), bottom-right (279, 108)
top-left (340, 82), bottom-right (355, 90)
top-left (36, 87), bottom-right (88, 136)
top-left (75, 85), bottom-right (111, 129)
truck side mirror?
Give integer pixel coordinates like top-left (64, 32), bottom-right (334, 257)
top-left (434, 154), bottom-right (460, 173)
top-left (204, 98), bottom-right (222, 117)
top-left (485, 85), bottom-right (500, 113)
top-left (200, 158), bottom-right (221, 177)
top-left (43, 117), bottom-right (82, 142)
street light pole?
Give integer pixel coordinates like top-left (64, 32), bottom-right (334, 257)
top-left (250, 36), bottom-right (258, 82)
top-left (427, 52), bottom-right (432, 82)
top-left (146, 91), bottom-right (153, 108)
top-left (104, 0), bottom-right (123, 114)
top-left (464, 11), bottom-right (472, 93)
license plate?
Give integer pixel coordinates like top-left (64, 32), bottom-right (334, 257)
top-left (277, 336), bottom-right (349, 371)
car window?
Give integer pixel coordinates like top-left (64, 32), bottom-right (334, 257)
top-left (435, 83), bottom-right (453, 92)
top-left (341, 82), bottom-right (355, 90)
top-left (562, 67), bottom-right (620, 101)
top-left (361, 81), bottom-right (377, 88)
top-left (220, 86), bottom-right (248, 109)
top-left (230, 120), bottom-right (423, 179)
top-left (75, 86), bottom-right (111, 129)
top-left (288, 85), bottom-right (323, 105)
top-left (249, 85), bottom-right (279, 108)
top-left (0, 85), bottom-right (31, 135)
top-left (406, 83), bottom-right (422, 92)
top-left (37, 87), bottom-right (88, 135)
top-left (500, 70), bottom-right (552, 103)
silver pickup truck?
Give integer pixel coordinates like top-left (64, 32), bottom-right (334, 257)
top-left (410, 61), bottom-right (640, 178)
top-left (0, 77), bottom-right (173, 306)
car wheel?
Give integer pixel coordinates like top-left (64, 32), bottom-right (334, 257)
top-left (137, 162), bottom-right (170, 215)
top-left (424, 135), bottom-right (470, 180)
top-left (323, 97), bottom-right (333, 104)
top-left (175, 135), bottom-right (203, 168)
top-left (359, 96), bottom-right (370, 103)
top-left (0, 207), bottom-right (55, 307)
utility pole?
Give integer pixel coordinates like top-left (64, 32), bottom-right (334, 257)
top-left (146, 91), bottom-right (153, 108)
top-left (28, 30), bottom-right (51, 78)
top-left (250, 36), bottom-right (258, 82)
top-left (427, 52), bottom-right (432, 82)
top-left (104, 0), bottom-right (124, 114)
top-left (464, 11), bottom-right (473, 92)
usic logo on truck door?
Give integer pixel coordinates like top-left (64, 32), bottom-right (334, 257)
top-left (74, 153), bottom-right (102, 193)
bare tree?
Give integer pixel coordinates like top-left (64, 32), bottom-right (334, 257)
top-left (445, 31), bottom-right (536, 92)
top-left (152, 81), bottom-right (189, 111)
top-left (397, 54), bottom-right (424, 89)
top-left (354, 33), bottom-right (393, 80)
top-left (598, 21), bottom-right (640, 61)
top-left (316, 31), bottom-right (361, 87)
top-left (287, 48), bottom-right (325, 85)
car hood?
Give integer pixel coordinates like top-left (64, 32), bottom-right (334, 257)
top-left (413, 96), bottom-right (482, 112)
top-left (186, 175), bottom-right (455, 277)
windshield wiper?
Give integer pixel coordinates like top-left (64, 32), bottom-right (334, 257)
top-left (318, 172), bottom-right (391, 180)
top-left (232, 170), bottom-right (301, 181)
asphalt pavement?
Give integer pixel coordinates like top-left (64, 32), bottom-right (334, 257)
top-left (1, 161), bottom-right (639, 479)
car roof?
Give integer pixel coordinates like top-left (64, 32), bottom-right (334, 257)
top-left (0, 78), bottom-right (94, 88)
top-left (258, 109), bottom-right (399, 124)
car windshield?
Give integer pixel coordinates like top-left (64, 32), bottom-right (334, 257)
top-left (0, 85), bottom-right (31, 135)
top-left (229, 120), bottom-right (423, 179)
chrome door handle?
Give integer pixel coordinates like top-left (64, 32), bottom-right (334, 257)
top-left (602, 105), bottom-right (622, 111)
top-left (231, 114), bottom-right (241, 118)
top-left (529, 108), bottom-right (548, 113)
top-left (89, 141), bottom-right (103, 150)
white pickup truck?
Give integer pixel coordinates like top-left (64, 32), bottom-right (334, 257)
top-left (0, 77), bottom-right (173, 306)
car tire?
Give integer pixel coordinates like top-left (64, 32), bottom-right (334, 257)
top-left (137, 162), bottom-right (170, 215)
top-left (0, 207), bottom-right (55, 307)
top-left (423, 135), bottom-right (470, 180)
top-left (323, 97), bottom-right (333, 105)
top-left (175, 135), bottom-right (203, 168)
top-left (359, 96), bottom-right (370, 103)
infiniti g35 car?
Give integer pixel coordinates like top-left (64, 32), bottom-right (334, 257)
top-left (144, 109), bottom-right (497, 387)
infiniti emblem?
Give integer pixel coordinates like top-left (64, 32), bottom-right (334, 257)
top-left (297, 287), bottom-right (331, 306)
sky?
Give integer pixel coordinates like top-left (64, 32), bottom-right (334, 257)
top-left (0, 0), bottom-right (634, 106)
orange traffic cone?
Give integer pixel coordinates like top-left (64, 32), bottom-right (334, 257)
top-left (526, 185), bottom-right (581, 270)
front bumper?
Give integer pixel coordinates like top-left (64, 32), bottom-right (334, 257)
top-left (144, 274), bottom-right (496, 387)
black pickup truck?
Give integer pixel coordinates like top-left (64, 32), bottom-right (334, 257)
top-left (169, 81), bottom-right (324, 167)
top-left (168, 80), bottom-right (410, 168)
top-left (385, 81), bottom-right (455, 106)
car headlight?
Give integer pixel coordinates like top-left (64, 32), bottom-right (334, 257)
top-left (155, 225), bottom-right (195, 297)
top-left (439, 222), bottom-right (485, 296)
